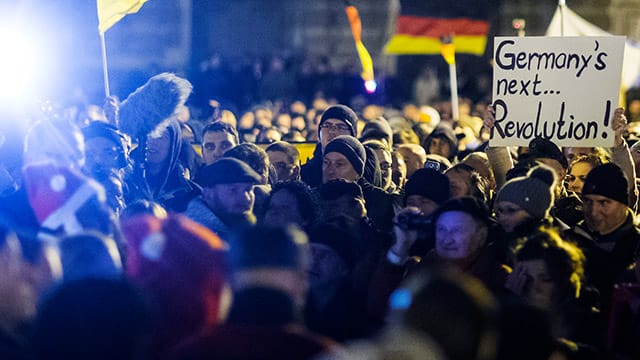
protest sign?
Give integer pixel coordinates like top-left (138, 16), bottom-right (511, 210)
top-left (490, 36), bottom-right (625, 147)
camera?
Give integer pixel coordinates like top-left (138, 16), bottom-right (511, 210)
top-left (394, 211), bottom-right (432, 231)
top-left (425, 159), bottom-right (442, 172)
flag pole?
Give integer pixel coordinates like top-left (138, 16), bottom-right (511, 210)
top-left (99, 31), bottom-right (111, 97)
top-left (449, 62), bottom-right (459, 121)
top-left (559, 0), bottom-right (566, 36)
top-left (441, 35), bottom-right (459, 121)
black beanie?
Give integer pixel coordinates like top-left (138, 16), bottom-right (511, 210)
top-left (404, 168), bottom-right (452, 205)
top-left (526, 137), bottom-right (568, 169)
top-left (324, 136), bottom-right (366, 177)
top-left (318, 105), bottom-right (358, 137)
top-left (582, 163), bottom-right (629, 205)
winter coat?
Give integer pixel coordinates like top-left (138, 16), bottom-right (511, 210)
top-left (182, 197), bottom-right (232, 241)
top-left (566, 211), bottom-right (640, 308)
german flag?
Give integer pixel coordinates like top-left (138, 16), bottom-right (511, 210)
top-left (385, 0), bottom-right (490, 55)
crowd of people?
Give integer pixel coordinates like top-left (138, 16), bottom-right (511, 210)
top-left (1, 70), bottom-right (640, 360)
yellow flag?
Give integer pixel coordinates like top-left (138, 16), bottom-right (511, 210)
top-left (98, 0), bottom-right (150, 34)
top-left (345, 5), bottom-right (374, 82)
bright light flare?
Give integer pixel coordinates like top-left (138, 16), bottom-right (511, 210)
top-left (0, 25), bottom-right (42, 102)
top-left (364, 79), bottom-right (377, 94)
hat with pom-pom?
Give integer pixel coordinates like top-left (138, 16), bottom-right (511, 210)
top-left (496, 165), bottom-right (557, 219)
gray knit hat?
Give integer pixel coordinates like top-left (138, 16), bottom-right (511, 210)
top-left (495, 165), bottom-right (556, 219)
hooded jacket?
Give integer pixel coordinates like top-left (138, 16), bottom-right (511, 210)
top-left (422, 125), bottom-right (459, 162)
top-left (126, 120), bottom-right (198, 212)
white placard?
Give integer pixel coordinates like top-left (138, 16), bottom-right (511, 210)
top-left (490, 36), bottom-right (625, 147)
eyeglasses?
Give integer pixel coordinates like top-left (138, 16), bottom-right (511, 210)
top-left (319, 123), bottom-right (351, 132)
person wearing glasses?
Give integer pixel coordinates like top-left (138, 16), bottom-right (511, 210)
top-left (300, 105), bottom-right (358, 188)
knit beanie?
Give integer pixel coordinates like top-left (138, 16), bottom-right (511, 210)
top-left (318, 105), bottom-right (358, 138)
top-left (496, 165), bottom-right (556, 219)
top-left (324, 135), bottom-right (366, 177)
top-left (582, 163), bottom-right (629, 205)
top-left (404, 168), bottom-right (452, 205)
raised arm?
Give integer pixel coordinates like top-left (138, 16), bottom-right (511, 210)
top-left (610, 107), bottom-right (638, 210)
top-left (483, 104), bottom-right (514, 190)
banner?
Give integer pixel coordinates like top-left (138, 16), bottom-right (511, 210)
top-left (490, 36), bottom-right (625, 148)
top-left (384, 0), bottom-right (489, 55)
top-left (98, 0), bottom-right (150, 34)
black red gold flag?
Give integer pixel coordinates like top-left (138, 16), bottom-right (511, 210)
top-left (385, 0), bottom-right (490, 55)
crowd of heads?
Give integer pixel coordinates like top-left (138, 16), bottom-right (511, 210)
top-left (0, 71), bottom-right (640, 359)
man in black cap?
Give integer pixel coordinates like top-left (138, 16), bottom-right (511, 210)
top-left (568, 163), bottom-right (640, 307)
top-left (301, 104), bottom-right (358, 187)
top-left (183, 158), bottom-right (261, 240)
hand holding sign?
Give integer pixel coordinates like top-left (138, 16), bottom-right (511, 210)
top-left (612, 107), bottom-right (628, 147)
top-left (490, 36), bottom-right (626, 148)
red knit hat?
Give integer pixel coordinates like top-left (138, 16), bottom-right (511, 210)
top-left (121, 213), bottom-right (230, 350)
